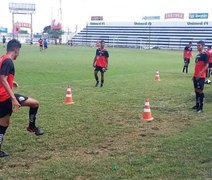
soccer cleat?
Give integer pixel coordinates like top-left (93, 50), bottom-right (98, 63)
top-left (27, 127), bottom-right (44, 136)
top-left (95, 82), bottom-right (99, 87)
top-left (100, 83), bottom-right (103, 87)
top-left (0, 150), bottom-right (9, 157)
top-left (196, 108), bottom-right (203, 113)
top-left (192, 105), bottom-right (197, 110)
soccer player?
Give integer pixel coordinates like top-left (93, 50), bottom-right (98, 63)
top-left (205, 45), bottom-right (212, 84)
top-left (192, 40), bottom-right (209, 113)
top-left (38, 38), bottom-right (43, 51)
top-left (0, 39), bottom-right (44, 157)
top-left (93, 40), bottom-right (109, 87)
top-left (43, 39), bottom-right (48, 51)
top-left (2, 36), bottom-right (6, 48)
top-left (182, 42), bottom-right (192, 73)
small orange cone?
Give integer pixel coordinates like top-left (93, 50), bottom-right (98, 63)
top-left (155, 71), bottom-right (160, 81)
top-left (140, 99), bottom-right (154, 121)
top-left (64, 85), bottom-right (74, 104)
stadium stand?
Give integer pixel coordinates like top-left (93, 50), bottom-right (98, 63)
top-left (71, 21), bottom-right (212, 49)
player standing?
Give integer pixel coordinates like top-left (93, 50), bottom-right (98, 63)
top-left (2, 36), bottom-right (6, 48)
top-left (205, 45), bottom-right (212, 84)
top-left (0, 39), bottom-right (44, 157)
top-left (93, 40), bottom-right (109, 87)
top-left (43, 39), bottom-right (48, 51)
top-left (38, 38), bottom-right (43, 51)
top-left (192, 41), bottom-right (209, 113)
top-left (182, 42), bottom-right (193, 73)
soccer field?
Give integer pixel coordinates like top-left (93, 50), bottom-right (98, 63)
top-left (0, 45), bottom-right (211, 179)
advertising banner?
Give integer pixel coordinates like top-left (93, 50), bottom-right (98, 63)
top-left (142, 16), bottom-right (160, 20)
top-left (189, 13), bottom-right (208, 19)
top-left (0, 27), bottom-right (8, 33)
top-left (91, 16), bottom-right (103, 21)
top-left (165, 13), bottom-right (184, 19)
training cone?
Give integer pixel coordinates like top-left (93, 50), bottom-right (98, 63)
top-left (140, 99), bottom-right (154, 121)
top-left (155, 71), bottom-right (160, 81)
top-left (64, 85), bottom-right (74, 104)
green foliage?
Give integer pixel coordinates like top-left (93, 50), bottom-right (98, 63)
top-left (43, 25), bottom-right (64, 39)
top-left (0, 45), bottom-right (211, 179)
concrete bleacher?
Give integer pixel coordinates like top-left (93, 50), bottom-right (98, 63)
top-left (72, 21), bottom-right (212, 50)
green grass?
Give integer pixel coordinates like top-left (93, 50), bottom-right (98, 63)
top-left (0, 44), bottom-right (211, 180)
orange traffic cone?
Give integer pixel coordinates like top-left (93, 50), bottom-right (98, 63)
top-left (155, 71), bottom-right (160, 81)
top-left (64, 85), bottom-right (74, 104)
top-left (140, 99), bottom-right (154, 121)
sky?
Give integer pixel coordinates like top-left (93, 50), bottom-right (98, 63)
top-left (0, 0), bottom-right (212, 33)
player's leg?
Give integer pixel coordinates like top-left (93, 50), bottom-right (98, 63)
top-left (192, 77), bottom-right (199, 110)
top-left (186, 59), bottom-right (190, 73)
top-left (197, 79), bottom-right (205, 112)
top-left (183, 59), bottom-right (186, 72)
top-left (94, 67), bottom-right (99, 87)
top-left (100, 71), bottom-right (105, 87)
top-left (0, 115), bottom-right (10, 157)
top-left (0, 99), bottom-right (12, 157)
top-left (193, 78), bottom-right (205, 113)
top-left (15, 94), bottom-right (44, 136)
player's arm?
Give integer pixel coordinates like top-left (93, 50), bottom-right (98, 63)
top-left (0, 75), bottom-right (20, 111)
top-left (197, 63), bottom-right (209, 78)
top-left (93, 49), bottom-right (98, 67)
top-left (105, 51), bottom-right (109, 69)
top-left (93, 56), bottom-right (97, 67)
top-left (105, 57), bottom-right (108, 69)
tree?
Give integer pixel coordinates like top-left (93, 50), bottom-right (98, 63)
top-left (43, 25), bottom-right (64, 44)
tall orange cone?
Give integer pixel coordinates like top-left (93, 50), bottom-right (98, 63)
top-left (64, 85), bottom-right (74, 104)
top-left (155, 71), bottom-right (160, 81)
top-left (140, 99), bottom-right (154, 121)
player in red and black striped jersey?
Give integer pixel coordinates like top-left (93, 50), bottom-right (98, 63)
top-left (0, 39), bottom-right (44, 157)
top-left (182, 42), bottom-right (193, 73)
top-left (192, 40), bottom-right (209, 113)
top-left (93, 40), bottom-right (109, 87)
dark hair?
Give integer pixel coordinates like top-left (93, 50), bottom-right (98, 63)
top-left (208, 45), bottom-right (211, 49)
top-left (100, 40), bottom-right (105, 43)
top-left (7, 39), bottom-right (21, 52)
top-left (197, 40), bottom-right (205, 46)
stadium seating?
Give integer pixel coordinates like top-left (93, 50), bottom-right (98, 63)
top-left (72, 22), bottom-right (212, 49)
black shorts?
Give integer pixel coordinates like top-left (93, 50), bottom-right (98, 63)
top-left (94, 66), bottom-right (106, 73)
top-left (0, 94), bottom-right (28, 118)
top-left (184, 58), bottom-right (190, 65)
top-left (193, 77), bottom-right (205, 91)
top-left (208, 63), bottom-right (212, 68)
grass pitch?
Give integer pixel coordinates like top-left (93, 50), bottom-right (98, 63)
top-left (0, 44), bottom-right (211, 179)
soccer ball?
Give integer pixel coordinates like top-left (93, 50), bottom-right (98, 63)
top-left (205, 79), bottom-right (211, 84)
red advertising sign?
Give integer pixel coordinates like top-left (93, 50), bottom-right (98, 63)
top-left (14, 22), bottom-right (31, 28)
top-left (51, 19), bottom-right (62, 30)
top-left (165, 13), bottom-right (184, 19)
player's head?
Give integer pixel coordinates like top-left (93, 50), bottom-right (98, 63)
top-left (196, 40), bottom-right (205, 52)
top-left (7, 39), bottom-right (22, 60)
top-left (188, 41), bottom-right (192, 47)
top-left (100, 40), bottom-right (105, 48)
